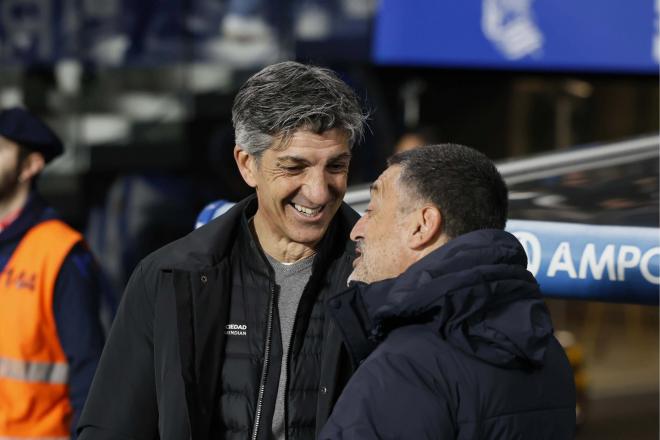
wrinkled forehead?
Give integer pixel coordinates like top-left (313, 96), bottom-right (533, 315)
top-left (371, 166), bottom-right (403, 199)
top-left (374, 165), bottom-right (421, 213)
top-left (269, 127), bottom-right (351, 152)
top-left (267, 129), bottom-right (351, 159)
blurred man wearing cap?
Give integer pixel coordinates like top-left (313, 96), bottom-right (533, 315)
top-left (0, 107), bottom-right (105, 440)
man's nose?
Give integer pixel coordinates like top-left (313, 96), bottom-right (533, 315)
top-left (350, 215), bottom-right (366, 242)
top-left (303, 170), bottom-right (334, 205)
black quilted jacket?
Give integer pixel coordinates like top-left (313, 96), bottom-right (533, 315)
top-left (78, 195), bottom-right (358, 440)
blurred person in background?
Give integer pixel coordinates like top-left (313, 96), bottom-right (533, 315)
top-left (0, 108), bottom-right (105, 439)
top-left (321, 144), bottom-right (576, 439)
top-left (78, 61), bottom-right (368, 440)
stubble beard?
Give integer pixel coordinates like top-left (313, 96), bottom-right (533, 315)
top-left (0, 166), bottom-right (22, 205)
top-left (347, 262), bottom-right (370, 286)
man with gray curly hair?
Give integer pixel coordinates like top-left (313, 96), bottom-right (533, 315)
top-left (233, 61), bottom-right (366, 158)
top-left (78, 62), bottom-right (368, 440)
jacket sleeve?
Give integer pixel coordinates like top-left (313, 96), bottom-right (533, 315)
top-left (77, 262), bottom-right (159, 440)
top-left (53, 244), bottom-right (106, 439)
top-left (319, 352), bottom-right (455, 440)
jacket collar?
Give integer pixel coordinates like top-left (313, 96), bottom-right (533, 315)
top-left (360, 229), bottom-right (530, 325)
top-left (164, 195), bottom-right (358, 274)
top-left (237, 196), bottom-right (358, 276)
top-left (332, 229), bottom-right (553, 369)
top-left (171, 195), bottom-right (359, 439)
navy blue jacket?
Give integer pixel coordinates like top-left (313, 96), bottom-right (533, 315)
top-left (0, 193), bottom-right (105, 438)
top-left (321, 229), bottom-right (576, 439)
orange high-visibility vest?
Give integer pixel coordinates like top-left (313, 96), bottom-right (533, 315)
top-left (0, 219), bottom-right (82, 439)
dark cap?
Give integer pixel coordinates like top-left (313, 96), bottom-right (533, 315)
top-left (0, 107), bottom-right (64, 163)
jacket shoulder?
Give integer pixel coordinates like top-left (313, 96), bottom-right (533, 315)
top-left (365, 324), bottom-right (458, 389)
top-left (138, 198), bottom-right (358, 276)
top-left (140, 198), bottom-right (248, 272)
top-left (375, 324), bottom-right (454, 364)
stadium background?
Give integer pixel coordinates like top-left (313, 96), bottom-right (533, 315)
top-left (1, 0), bottom-right (658, 437)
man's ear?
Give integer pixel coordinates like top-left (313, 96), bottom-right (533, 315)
top-left (408, 205), bottom-right (442, 250)
top-left (18, 152), bottom-right (45, 183)
top-left (234, 146), bottom-right (258, 188)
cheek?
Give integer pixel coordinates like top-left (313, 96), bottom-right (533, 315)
top-left (269, 178), bottom-right (301, 202)
top-left (327, 173), bottom-right (348, 191)
top-left (371, 225), bottom-right (401, 256)
top-left (364, 225), bottom-right (389, 257)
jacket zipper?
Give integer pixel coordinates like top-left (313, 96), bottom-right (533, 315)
top-left (252, 284), bottom-right (277, 440)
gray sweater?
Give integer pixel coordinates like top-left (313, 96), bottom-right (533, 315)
top-left (266, 253), bottom-right (315, 440)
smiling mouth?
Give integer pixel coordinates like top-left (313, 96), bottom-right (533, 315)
top-left (290, 202), bottom-right (325, 217)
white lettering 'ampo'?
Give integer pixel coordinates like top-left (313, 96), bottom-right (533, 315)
top-left (578, 244), bottom-right (616, 281)
top-left (513, 230), bottom-right (660, 285)
top-left (547, 242), bottom-right (578, 279)
top-left (544, 241), bottom-right (659, 285)
top-left (640, 247), bottom-right (660, 284)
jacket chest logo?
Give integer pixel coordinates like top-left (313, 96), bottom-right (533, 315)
top-left (1, 268), bottom-right (37, 292)
top-left (224, 323), bottom-right (248, 336)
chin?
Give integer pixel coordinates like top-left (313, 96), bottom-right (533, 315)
top-left (286, 232), bottom-right (324, 248)
top-left (289, 224), bottom-right (330, 244)
top-left (347, 268), bottom-right (368, 285)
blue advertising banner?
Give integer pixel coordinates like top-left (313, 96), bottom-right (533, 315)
top-left (374, 0), bottom-right (660, 73)
top-left (506, 220), bottom-right (659, 304)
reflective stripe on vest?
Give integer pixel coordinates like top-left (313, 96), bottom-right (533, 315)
top-left (0, 357), bottom-right (68, 384)
top-left (0, 219), bottom-right (82, 438)
top-left (0, 437), bottom-right (69, 440)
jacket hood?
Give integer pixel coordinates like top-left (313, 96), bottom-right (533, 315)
top-left (358, 229), bottom-right (553, 368)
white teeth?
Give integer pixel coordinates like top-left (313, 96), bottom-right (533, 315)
top-left (293, 203), bottom-right (322, 216)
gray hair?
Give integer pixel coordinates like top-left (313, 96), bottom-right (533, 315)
top-left (232, 61), bottom-right (368, 157)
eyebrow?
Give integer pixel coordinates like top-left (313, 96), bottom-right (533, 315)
top-left (276, 156), bottom-right (309, 165)
top-left (369, 181), bottom-right (380, 195)
top-left (276, 152), bottom-right (352, 165)
top-left (328, 152), bottom-right (352, 163)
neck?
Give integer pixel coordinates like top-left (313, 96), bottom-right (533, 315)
top-left (252, 211), bottom-right (317, 263)
top-left (0, 183), bottom-right (29, 221)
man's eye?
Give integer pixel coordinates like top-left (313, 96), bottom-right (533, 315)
top-left (328, 163), bottom-right (349, 173)
top-left (282, 166), bottom-right (303, 174)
